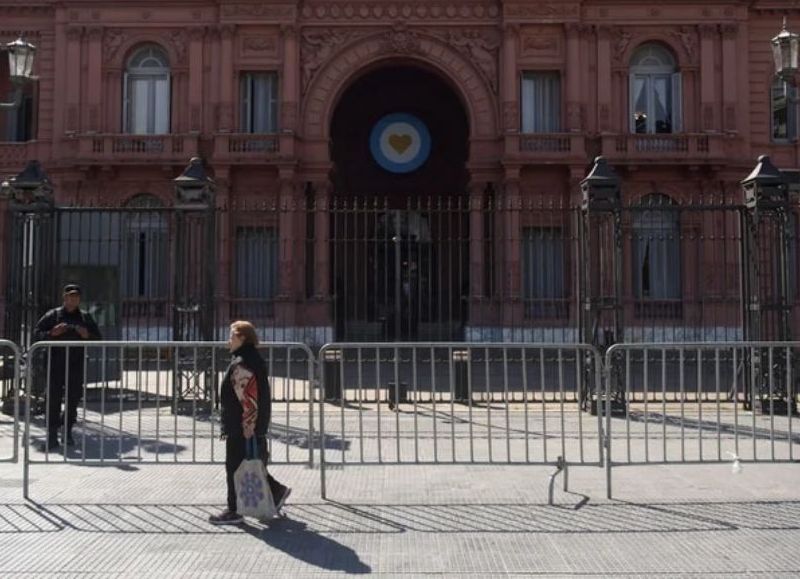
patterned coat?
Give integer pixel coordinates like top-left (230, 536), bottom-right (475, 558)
top-left (219, 343), bottom-right (272, 439)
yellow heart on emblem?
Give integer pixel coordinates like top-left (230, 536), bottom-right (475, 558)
top-left (388, 134), bottom-right (412, 154)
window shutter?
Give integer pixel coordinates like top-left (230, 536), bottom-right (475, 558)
top-left (671, 72), bottom-right (682, 133)
top-left (240, 74), bottom-right (251, 132)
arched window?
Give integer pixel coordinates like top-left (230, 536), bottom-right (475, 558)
top-left (629, 44), bottom-right (682, 134)
top-left (771, 76), bottom-right (798, 141)
top-left (124, 45), bottom-right (170, 134)
top-left (122, 194), bottom-right (168, 316)
top-left (632, 194), bottom-right (681, 301)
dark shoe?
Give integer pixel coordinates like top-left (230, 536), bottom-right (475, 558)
top-left (273, 485), bottom-right (292, 512)
top-left (208, 510), bottom-right (243, 525)
top-left (46, 433), bottom-right (59, 450)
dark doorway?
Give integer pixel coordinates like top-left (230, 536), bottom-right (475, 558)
top-left (329, 65), bottom-right (470, 341)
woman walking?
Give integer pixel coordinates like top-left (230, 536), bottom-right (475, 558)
top-left (209, 321), bottom-right (291, 524)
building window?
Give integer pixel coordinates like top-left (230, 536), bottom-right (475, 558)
top-left (522, 227), bottom-right (567, 318)
top-left (772, 77), bottom-right (798, 141)
top-left (122, 195), bottom-right (168, 317)
top-left (123, 45), bottom-right (170, 134)
top-left (240, 72), bottom-right (279, 133)
top-left (629, 44), bottom-right (682, 134)
top-left (521, 72), bottom-right (561, 133)
top-left (632, 194), bottom-right (681, 312)
top-left (234, 226), bottom-right (279, 318)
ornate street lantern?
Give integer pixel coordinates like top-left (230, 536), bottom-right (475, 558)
top-left (581, 156), bottom-right (621, 211)
top-left (174, 157), bottom-right (215, 209)
top-left (0, 160), bottom-right (53, 210)
top-left (6, 37), bottom-right (36, 82)
top-left (772, 17), bottom-right (800, 81)
top-left (741, 155), bottom-right (788, 210)
top-left (1, 37), bottom-right (36, 110)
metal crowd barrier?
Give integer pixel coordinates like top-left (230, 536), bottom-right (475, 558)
top-left (0, 339), bottom-right (22, 463)
top-left (318, 342), bottom-right (605, 501)
top-left (23, 341), bottom-right (316, 499)
top-left (604, 342), bottom-right (800, 498)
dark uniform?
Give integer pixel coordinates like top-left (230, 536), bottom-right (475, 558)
top-left (33, 305), bottom-right (101, 445)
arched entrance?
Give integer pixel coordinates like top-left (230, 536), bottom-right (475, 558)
top-left (329, 65), bottom-right (470, 341)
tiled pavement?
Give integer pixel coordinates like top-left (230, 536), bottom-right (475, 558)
top-left (1, 408), bottom-right (799, 576)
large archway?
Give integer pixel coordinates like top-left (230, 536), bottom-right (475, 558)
top-left (328, 64), bottom-right (470, 341)
top-left (330, 64), bottom-right (469, 197)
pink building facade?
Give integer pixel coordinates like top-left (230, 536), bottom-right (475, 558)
top-left (1, 1), bottom-right (799, 344)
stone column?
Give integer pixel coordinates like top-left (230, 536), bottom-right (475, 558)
top-left (218, 24), bottom-right (235, 132)
top-left (85, 27), bottom-right (103, 132)
top-left (188, 27), bottom-right (205, 133)
top-left (699, 24), bottom-right (718, 132)
top-left (65, 25), bottom-right (83, 133)
top-left (721, 24), bottom-right (738, 133)
top-left (595, 26), bottom-right (612, 132)
top-left (565, 23), bottom-right (582, 132)
top-left (501, 24), bottom-right (519, 133)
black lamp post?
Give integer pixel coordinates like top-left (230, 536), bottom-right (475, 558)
top-left (0, 37), bottom-right (36, 110)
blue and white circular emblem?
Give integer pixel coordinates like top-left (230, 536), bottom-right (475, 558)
top-left (369, 113), bottom-right (431, 174)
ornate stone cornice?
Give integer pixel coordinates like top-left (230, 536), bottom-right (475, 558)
top-left (301, 26), bottom-right (501, 94)
top-left (221, 3), bottom-right (297, 20)
top-left (300, 2), bottom-right (500, 21)
top-left (504, 2), bottom-right (579, 20)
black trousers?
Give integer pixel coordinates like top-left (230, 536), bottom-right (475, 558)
top-left (47, 364), bottom-right (84, 437)
top-left (225, 435), bottom-right (284, 512)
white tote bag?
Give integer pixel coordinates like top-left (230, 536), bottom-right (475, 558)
top-left (234, 438), bottom-right (277, 520)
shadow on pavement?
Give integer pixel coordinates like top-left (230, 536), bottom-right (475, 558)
top-left (5, 500), bottom-right (799, 539)
top-left (245, 517), bottom-right (371, 574)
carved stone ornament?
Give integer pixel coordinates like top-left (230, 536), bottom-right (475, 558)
top-left (379, 26), bottom-right (422, 54)
top-left (670, 26), bottom-right (697, 64)
top-left (435, 28), bottom-right (500, 92)
top-left (221, 4), bottom-right (296, 19)
top-left (169, 29), bottom-right (188, 64)
top-left (504, 3), bottom-right (579, 19)
top-left (301, 29), bottom-right (370, 92)
top-left (299, 2), bottom-right (501, 21)
top-left (103, 28), bottom-right (128, 64)
top-left (612, 28), bottom-right (632, 65)
top-left (521, 34), bottom-right (559, 56)
top-left (242, 36), bottom-right (278, 54)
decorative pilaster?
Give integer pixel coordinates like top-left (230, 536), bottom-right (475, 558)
top-left (699, 24), bottom-right (717, 132)
top-left (565, 23), bottom-right (582, 132)
top-left (721, 23), bottom-right (738, 133)
top-left (595, 26), bottom-right (612, 132)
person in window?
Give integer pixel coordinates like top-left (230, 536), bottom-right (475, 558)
top-left (33, 284), bottom-right (102, 449)
top-left (209, 320), bottom-right (291, 525)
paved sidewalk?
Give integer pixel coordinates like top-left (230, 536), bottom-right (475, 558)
top-left (1, 454), bottom-right (799, 577)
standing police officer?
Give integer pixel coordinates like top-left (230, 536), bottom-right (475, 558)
top-left (34, 284), bottom-right (101, 449)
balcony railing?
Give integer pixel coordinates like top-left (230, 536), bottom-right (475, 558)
top-left (214, 133), bottom-right (281, 161)
top-left (602, 133), bottom-right (723, 161)
top-left (76, 134), bottom-right (200, 163)
top-left (517, 133), bottom-right (586, 158)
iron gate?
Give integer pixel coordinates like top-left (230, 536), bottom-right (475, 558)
top-left (330, 196), bottom-right (469, 341)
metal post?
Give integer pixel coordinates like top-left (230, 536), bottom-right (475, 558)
top-left (741, 155), bottom-right (796, 415)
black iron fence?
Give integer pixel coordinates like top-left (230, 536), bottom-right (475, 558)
top-left (1, 187), bottom-right (797, 351)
